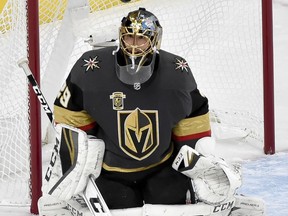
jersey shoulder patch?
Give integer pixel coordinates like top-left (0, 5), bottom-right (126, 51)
top-left (158, 50), bottom-right (196, 91)
top-left (69, 47), bottom-right (116, 85)
top-left (79, 47), bottom-right (115, 72)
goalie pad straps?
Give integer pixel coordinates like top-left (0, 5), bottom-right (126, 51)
top-left (172, 145), bottom-right (242, 205)
top-left (44, 124), bottom-right (105, 201)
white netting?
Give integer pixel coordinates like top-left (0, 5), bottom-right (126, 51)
top-left (0, 0), bottom-right (30, 205)
top-left (0, 0), bottom-right (264, 207)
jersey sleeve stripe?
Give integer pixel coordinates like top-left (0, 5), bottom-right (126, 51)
top-left (172, 130), bottom-right (211, 142)
top-left (54, 105), bottom-right (96, 129)
top-left (172, 113), bottom-right (211, 138)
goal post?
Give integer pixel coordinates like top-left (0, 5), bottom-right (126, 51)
top-left (0, 0), bottom-right (275, 213)
top-left (27, 0), bottom-right (43, 213)
top-left (262, 0), bottom-right (275, 155)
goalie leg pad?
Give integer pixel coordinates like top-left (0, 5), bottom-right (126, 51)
top-left (172, 145), bottom-right (242, 205)
top-left (38, 194), bottom-right (95, 216)
top-left (143, 197), bottom-right (236, 216)
top-left (44, 124), bottom-right (105, 201)
top-left (38, 194), bottom-right (71, 216)
top-left (229, 195), bottom-right (266, 216)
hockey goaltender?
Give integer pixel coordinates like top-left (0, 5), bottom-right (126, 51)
top-left (37, 8), bottom-right (266, 216)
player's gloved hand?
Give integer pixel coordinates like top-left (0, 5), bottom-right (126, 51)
top-left (172, 143), bottom-right (241, 205)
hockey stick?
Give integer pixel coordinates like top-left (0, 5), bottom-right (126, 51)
top-left (18, 58), bottom-right (54, 124)
top-left (18, 58), bottom-right (111, 216)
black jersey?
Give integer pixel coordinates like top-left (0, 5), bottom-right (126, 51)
top-left (54, 46), bottom-right (211, 173)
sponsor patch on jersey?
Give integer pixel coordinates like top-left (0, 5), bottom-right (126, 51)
top-left (110, 92), bottom-right (126, 110)
top-left (117, 108), bottom-right (159, 161)
top-left (82, 56), bottom-right (100, 72)
top-left (175, 58), bottom-right (189, 72)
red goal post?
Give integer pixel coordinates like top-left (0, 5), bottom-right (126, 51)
top-left (262, 0), bottom-right (275, 155)
top-left (0, 0), bottom-right (275, 214)
top-left (27, 0), bottom-right (42, 214)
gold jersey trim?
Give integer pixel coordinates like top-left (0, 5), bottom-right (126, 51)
top-left (173, 113), bottom-right (211, 136)
top-left (102, 145), bottom-right (174, 173)
top-left (54, 105), bottom-right (95, 128)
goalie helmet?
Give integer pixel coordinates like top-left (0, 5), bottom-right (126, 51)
top-left (119, 7), bottom-right (162, 58)
top-left (115, 8), bottom-right (163, 89)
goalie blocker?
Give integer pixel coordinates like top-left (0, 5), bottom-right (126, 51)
top-left (39, 124), bottom-right (107, 215)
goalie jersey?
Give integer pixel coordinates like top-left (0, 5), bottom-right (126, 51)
top-left (54, 46), bottom-right (211, 174)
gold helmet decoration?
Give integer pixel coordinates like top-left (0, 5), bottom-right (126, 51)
top-left (119, 8), bottom-right (162, 58)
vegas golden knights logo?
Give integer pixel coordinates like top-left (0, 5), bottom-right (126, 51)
top-left (117, 108), bottom-right (159, 161)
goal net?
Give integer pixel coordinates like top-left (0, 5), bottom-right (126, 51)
top-left (0, 0), bottom-right (274, 213)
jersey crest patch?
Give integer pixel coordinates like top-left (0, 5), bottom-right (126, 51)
top-left (117, 108), bottom-right (159, 161)
top-left (82, 56), bottom-right (100, 72)
top-left (175, 58), bottom-right (189, 72)
top-left (110, 92), bottom-right (126, 110)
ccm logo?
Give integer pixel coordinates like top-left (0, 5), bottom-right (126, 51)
top-left (213, 201), bottom-right (234, 213)
top-left (32, 85), bottom-right (52, 113)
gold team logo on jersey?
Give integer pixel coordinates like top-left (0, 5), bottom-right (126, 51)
top-left (117, 108), bottom-right (159, 161)
top-left (110, 92), bottom-right (126, 110)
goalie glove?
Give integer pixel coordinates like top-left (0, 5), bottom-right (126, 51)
top-left (172, 145), bottom-right (242, 205)
top-left (42, 124), bottom-right (105, 201)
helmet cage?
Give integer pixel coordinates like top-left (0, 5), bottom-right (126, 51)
top-left (119, 26), bottom-right (159, 58)
top-left (115, 8), bottom-right (162, 87)
top-left (119, 8), bottom-right (162, 59)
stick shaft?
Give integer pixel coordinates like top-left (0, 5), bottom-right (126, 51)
top-left (18, 58), bottom-right (54, 124)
